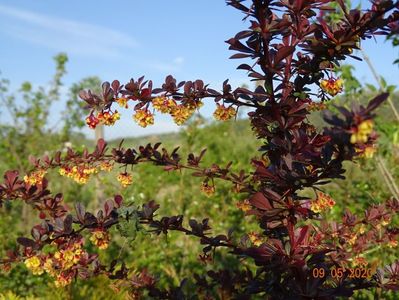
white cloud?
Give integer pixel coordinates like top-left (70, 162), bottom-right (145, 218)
top-left (173, 56), bottom-right (185, 65)
top-left (146, 56), bottom-right (185, 72)
top-left (0, 4), bottom-right (138, 59)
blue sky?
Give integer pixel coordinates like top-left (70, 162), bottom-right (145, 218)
top-left (0, 0), bottom-right (398, 140)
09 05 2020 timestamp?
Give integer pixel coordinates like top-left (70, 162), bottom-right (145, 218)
top-left (312, 267), bottom-right (374, 279)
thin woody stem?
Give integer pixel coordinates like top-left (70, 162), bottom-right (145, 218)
top-left (377, 156), bottom-right (399, 199)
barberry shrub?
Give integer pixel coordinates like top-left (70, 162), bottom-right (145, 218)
top-left (1, 0), bottom-right (399, 299)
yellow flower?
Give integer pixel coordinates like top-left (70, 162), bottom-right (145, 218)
top-left (201, 182), bottom-right (215, 197)
top-left (97, 111), bottom-right (120, 126)
top-left (24, 169), bottom-right (47, 186)
top-left (59, 167), bottom-right (67, 176)
top-left (170, 105), bottom-right (193, 125)
top-left (25, 256), bottom-right (43, 275)
top-left (153, 96), bottom-right (177, 113)
top-left (133, 109), bottom-right (154, 127)
top-left (99, 161), bottom-right (113, 172)
top-left (310, 192), bottom-right (335, 214)
top-left (90, 229), bottom-right (111, 250)
top-left (381, 217), bottom-right (390, 227)
top-left (213, 104), bottom-right (236, 121)
top-left (55, 273), bottom-right (73, 288)
top-left (388, 240), bottom-right (398, 248)
top-left (248, 232), bottom-right (263, 247)
top-left (350, 120), bottom-right (374, 144)
top-left (116, 97), bottom-right (129, 108)
top-left (58, 165), bottom-right (96, 184)
top-left (236, 200), bottom-right (251, 212)
top-left (347, 233), bottom-right (357, 246)
top-left (83, 167), bottom-right (97, 175)
top-left (307, 102), bottom-right (327, 112)
top-left (54, 243), bottom-right (84, 270)
top-left (358, 224), bottom-right (367, 234)
top-left (310, 201), bottom-right (322, 213)
top-left (117, 172), bottom-right (133, 188)
top-left (320, 78), bottom-right (343, 96)
top-left (356, 146), bottom-right (376, 159)
top-left (112, 111), bottom-right (121, 123)
top-left (186, 100), bottom-right (203, 112)
top-left (43, 258), bottom-right (56, 276)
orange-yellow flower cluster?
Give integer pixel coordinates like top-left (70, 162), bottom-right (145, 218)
top-left (376, 216), bottom-right (391, 230)
top-left (307, 101), bottom-right (327, 112)
top-left (86, 114), bottom-right (100, 129)
top-left (248, 232), bottom-right (263, 247)
top-left (55, 272), bottom-right (74, 288)
top-left (97, 111), bottom-right (120, 126)
top-left (201, 182), bottom-right (215, 197)
top-left (358, 224), bottom-right (367, 234)
top-left (320, 78), bottom-right (343, 96)
top-left (54, 242), bottom-right (84, 270)
top-left (133, 109), bottom-right (154, 128)
top-left (24, 256), bottom-right (44, 275)
top-left (236, 199), bottom-right (251, 212)
top-left (347, 233), bottom-right (357, 246)
top-left (213, 104), bottom-right (236, 121)
top-left (24, 169), bottom-right (47, 186)
top-left (350, 119), bottom-right (373, 144)
top-left (388, 239), bottom-right (398, 248)
top-left (59, 165), bottom-right (97, 184)
top-left (86, 111), bottom-right (120, 129)
top-left (310, 192), bottom-right (336, 213)
top-left (99, 161), bottom-right (114, 172)
top-left (89, 229), bottom-right (111, 250)
top-left (24, 241), bottom-right (87, 288)
top-left (356, 146), bottom-right (377, 159)
top-left (152, 97), bottom-right (203, 126)
top-left (117, 172), bottom-right (133, 188)
top-left (152, 96), bottom-right (177, 113)
top-left (170, 105), bottom-right (194, 125)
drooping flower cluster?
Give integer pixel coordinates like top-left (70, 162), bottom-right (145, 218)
top-left (116, 97), bottom-right (129, 108)
top-left (24, 239), bottom-right (90, 288)
top-left (356, 145), bottom-right (377, 159)
top-left (89, 229), bottom-right (111, 250)
top-left (24, 256), bottom-right (44, 275)
top-left (117, 172), bottom-right (133, 188)
top-left (85, 110), bottom-right (120, 129)
top-left (54, 271), bottom-right (75, 288)
top-left (98, 111), bottom-right (121, 126)
top-left (307, 101), bottom-right (327, 112)
top-left (213, 104), bottom-right (236, 121)
top-left (236, 199), bottom-right (251, 212)
top-left (133, 109), bottom-right (154, 128)
top-left (23, 169), bottom-right (47, 186)
top-left (170, 105), bottom-right (194, 125)
top-left (310, 192), bottom-right (336, 213)
top-left (152, 96), bottom-right (177, 113)
top-left (201, 181), bottom-right (215, 197)
top-left (350, 119), bottom-right (374, 144)
top-left (59, 165), bottom-right (97, 184)
top-left (152, 97), bottom-right (203, 126)
top-left (99, 161), bottom-right (114, 172)
top-left (85, 114), bottom-right (99, 129)
top-left (248, 232), bottom-right (263, 247)
top-left (53, 242), bottom-right (85, 270)
top-left (320, 77), bottom-right (344, 96)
